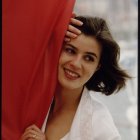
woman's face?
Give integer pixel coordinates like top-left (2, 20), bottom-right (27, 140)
top-left (58, 34), bottom-right (102, 90)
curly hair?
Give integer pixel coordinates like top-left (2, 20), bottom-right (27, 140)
top-left (72, 16), bottom-right (131, 95)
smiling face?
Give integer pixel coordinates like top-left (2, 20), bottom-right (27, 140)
top-left (58, 34), bottom-right (102, 90)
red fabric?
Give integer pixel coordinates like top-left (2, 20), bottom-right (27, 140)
top-left (2, 0), bottom-right (75, 139)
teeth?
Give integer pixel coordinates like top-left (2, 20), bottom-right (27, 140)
top-left (65, 69), bottom-right (79, 78)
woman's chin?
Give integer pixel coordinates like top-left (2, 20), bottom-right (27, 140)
top-left (58, 80), bottom-right (80, 90)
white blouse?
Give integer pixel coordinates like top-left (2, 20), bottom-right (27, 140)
top-left (41, 87), bottom-right (121, 140)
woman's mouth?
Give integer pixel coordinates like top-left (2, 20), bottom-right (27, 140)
top-left (64, 68), bottom-right (80, 80)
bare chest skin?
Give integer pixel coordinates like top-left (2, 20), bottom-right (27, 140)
top-left (45, 109), bottom-right (76, 140)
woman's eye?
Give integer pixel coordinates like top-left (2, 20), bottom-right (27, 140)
top-left (64, 48), bottom-right (75, 54)
top-left (84, 55), bottom-right (94, 62)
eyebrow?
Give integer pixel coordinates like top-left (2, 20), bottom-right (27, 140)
top-left (66, 44), bottom-right (98, 58)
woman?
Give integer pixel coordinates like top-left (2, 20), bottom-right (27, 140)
top-left (20, 16), bottom-right (130, 140)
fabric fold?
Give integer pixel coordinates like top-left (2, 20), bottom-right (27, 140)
top-left (2, 0), bottom-right (75, 139)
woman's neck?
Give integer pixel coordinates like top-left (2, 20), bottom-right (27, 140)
top-left (52, 86), bottom-right (84, 112)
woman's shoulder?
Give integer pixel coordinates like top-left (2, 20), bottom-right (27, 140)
top-left (83, 89), bottom-right (121, 139)
top-left (88, 90), bottom-right (115, 122)
top-left (82, 88), bottom-right (116, 124)
top-left (83, 88), bottom-right (110, 113)
top-left (88, 90), bottom-right (110, 114)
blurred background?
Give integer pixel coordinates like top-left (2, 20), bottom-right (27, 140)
top-left (74, 0), bottom-right (138, 140)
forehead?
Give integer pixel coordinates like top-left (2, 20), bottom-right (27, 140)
top-left (67, 34), bottom-right (102, 56)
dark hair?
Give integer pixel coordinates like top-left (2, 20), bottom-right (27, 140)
top-left (72, 16), bottom-right (131, 95)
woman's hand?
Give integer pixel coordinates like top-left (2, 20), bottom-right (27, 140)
top-left (64, 13), bottom-right (83, 42)
top-left (20, 124), bottom-right (46, 140)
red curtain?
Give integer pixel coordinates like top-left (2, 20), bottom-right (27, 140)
top-left (2, 0), bottom-right (75, 139)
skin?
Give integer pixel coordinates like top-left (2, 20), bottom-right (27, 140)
top-left (20, 125), bottom-right (46, 140)
top-left (20, 19), bottom-right (101, 140)
top-left (58, 34), bottom-right (102, 90)
top-left (20, 14), bottom-right (83, 140)
top-left (45, 34), bottom-right (102, 140)
top-left (64, 13), bottom-right (83, 42)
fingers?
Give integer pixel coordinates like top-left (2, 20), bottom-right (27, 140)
top-left (20, 124), bottom-right (46, 140)
top-left (64, 23), bottom-right (82, 42)
top-left (21, 129), bottom-right (36, 140)
top-left (26, 124), bottom-right (41, 133)
top-left (64, 13), bottom-right (83, 42)
top-left (65, 31), bottom-right (78, 38)
top-left (68, 25), bottom-right (81, 34)
top-left (64, 37), bottom-right (71, 42)
top-left (70, 18), bottom-right (83, 26)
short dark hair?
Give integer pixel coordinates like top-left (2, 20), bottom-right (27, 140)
top-left (72, 16), bottom-right (131, 95)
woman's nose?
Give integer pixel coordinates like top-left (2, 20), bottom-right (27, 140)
top-left (69, 56), bottom-right (82, 69)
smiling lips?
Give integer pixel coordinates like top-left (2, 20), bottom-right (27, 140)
top-left (64, 68), bottom-right (80, 80)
